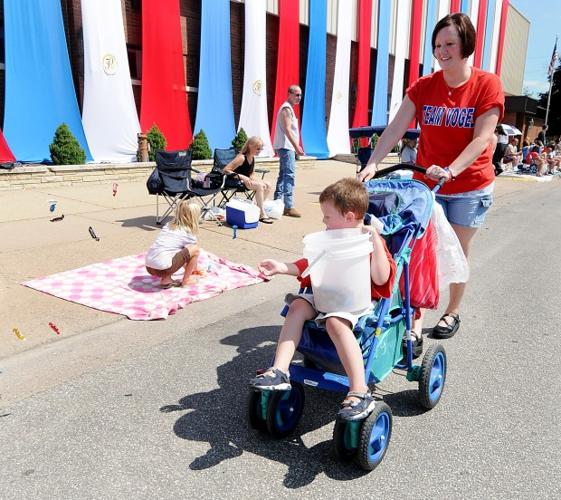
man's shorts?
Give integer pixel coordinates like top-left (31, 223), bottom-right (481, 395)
top-left (435, 183), bottom-right (494, 228)
top-left (146, 247), bottom-right (192, 278)
top-left (285, 293), bottom-right (373, 330)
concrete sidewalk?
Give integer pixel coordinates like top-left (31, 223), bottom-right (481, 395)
top-left (0, 160), bottom-right (543, 360)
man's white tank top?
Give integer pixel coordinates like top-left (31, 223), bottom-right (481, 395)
top-left (273, 101), bottom-right (299, 151)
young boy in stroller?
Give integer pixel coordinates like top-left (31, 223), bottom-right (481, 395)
top-left (251, 178), bottom-right (396, 421)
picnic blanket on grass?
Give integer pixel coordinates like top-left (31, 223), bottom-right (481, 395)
top-left (23, 250), bottom-right (266, 320)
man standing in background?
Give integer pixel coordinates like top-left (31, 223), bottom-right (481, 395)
top-left (273, 85), bottom-right (305, 217)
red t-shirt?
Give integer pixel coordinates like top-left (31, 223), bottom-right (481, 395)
top-left (407, 67), bottom-right (504, 194)
top-left (293, 238), bottom-right (397, 300)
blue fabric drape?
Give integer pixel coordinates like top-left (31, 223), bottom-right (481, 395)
top-left (3, 0), bottom-right (91, 163)
top-left (194, 0), bottom-right (236, 151)
top-left (422, 0), bottom-right (437, 76)
top-left (482, 0), bottom-right (496, 71)
top-left (460, 0), bottom-right (470, 13)
top-left (301, 0), bottom-right (329, 159)
top-left (371, 0), bottom-right (391, 126)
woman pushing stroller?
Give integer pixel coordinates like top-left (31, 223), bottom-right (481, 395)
top-left (359, 13), bottom-right (504, 343)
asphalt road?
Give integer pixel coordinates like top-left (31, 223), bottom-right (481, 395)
top-left (1, 181), bottom-right (561, 499)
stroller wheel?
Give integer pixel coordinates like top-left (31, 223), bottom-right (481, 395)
top-left (247, 390), bottom-right (269, 431)
top-left (333, 418), bottom-right (361, 462)
top-left (356, 402), bottom-right (392, 471)
top-left (266, 382), bottom-right (305, 438)
top-left (418, 344), bottom-right (447, 409)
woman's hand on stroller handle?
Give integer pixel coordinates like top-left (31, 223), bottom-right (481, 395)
top-left (357, 162), bottom-right (378, 182)
top-left (425, 165), bottom-right (452, 186)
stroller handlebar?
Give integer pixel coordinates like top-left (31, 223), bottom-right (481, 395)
top-left (367, 163), bottom-right (447, 193)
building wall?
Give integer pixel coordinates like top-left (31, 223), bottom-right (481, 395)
top-left (501, 3), bottom-right (529, 96)
top-left (0, 0), bottom-right (530, 135)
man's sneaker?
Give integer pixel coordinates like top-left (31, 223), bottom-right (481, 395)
top-left (337, 391), bottom-right (375, 421)
top-left (283, 208), bottom-right (302, 218)
top-left (250, 368), bottom-right (291, 391)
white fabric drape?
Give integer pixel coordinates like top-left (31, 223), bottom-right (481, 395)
top-left (467, 0), bottom-right (480, 66)
top-left (81, 0), bottom-right (140, 163)
top-left (326, 0), bottom-right (351, 157)
top-left (388, 0), bottom-right (411, 122)
top-left (237, 0), bottom-right (273, 157)
top-left (489, 0), bottom-right (503, 73)
top-left (434, 0), bottom-right (450, 71)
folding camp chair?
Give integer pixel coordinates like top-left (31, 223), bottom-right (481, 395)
top-left (151, 150), bottom-right (223, 224)
top-left (212, 147), bottom-right (270, 206)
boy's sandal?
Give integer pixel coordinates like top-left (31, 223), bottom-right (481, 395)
top-left (250, 367), bottom-right (291, 391)
top-left (337, 391), bottom-right (375, 421)
top-left (402, 330), bottom-right (423, 359)
top-left (432, 313), bottom-right (460, 339)
top-left (259, 217), bottom-right (274, 224)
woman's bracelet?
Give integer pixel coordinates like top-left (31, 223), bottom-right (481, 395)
top-left (444, 167), bottom-right (456, 181)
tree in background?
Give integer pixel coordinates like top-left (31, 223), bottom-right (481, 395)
top-left (231, 128), bottom-right (248, 152)
top-left (49, 123), bottom-right (86, 165)
top-left (191, 129), bottom-right (212, 160)
top-left (147, 124), bottom-right (167, 161)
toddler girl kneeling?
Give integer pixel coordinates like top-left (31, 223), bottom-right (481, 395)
top-left (145, 201), bottom-right (201, 288)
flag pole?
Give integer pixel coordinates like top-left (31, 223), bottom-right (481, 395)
top-left (545, 35), bottom-right (558, 128)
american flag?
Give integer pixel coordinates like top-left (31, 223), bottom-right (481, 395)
top-left (548, 38), bottom-right (558, 77)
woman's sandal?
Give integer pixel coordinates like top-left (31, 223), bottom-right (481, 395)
top-left (432, 313), bottom-right (461, 339)
top-left (402, 330), bottom-right (423, 359)
top-left (259, 217), bottom-right (274, 224)
top-left (337, 391), bottom-right (375, 421)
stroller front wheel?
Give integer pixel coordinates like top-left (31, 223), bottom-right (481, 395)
top-left (357, 402), bottom-right (393, 471)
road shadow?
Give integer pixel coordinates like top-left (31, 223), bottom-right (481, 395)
top-left (116, 216), bottom-right (159, 231)
top-left (160, 325), bottom-right (370, 487)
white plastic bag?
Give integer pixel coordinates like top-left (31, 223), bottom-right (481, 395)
top-left (431, 202), bottom-right (469, 289)
top-left (263, 199), bottom-right (284, 219)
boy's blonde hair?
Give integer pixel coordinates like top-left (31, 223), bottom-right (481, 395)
top-left (319, 178), bottom-right (369, 219)
top-left (241, 136), bottom-right (263, 155)
top-left (170, 201), bottom-right (200, 234)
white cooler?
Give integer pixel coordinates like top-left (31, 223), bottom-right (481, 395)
top-left (225, 199), bottom-right (260, 229)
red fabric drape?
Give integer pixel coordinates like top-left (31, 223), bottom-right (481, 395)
top-left (351, 0), bottom-right (372, 129)
top-left (140, 0), bottom-right (191, 150)
top-left (449, 0), bottom-right (460, 13)
top-left (408, 0), bottom-right (424, 128)
top-left (495, 0), bottom-right (510, 76)
top-left (473, 0), bottom-right (488, 68)
top-left (271, 0), bottom-right (300, 145)
top-left (0, 130), bottom-right (15, 163)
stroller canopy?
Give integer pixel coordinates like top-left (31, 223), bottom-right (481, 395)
top-left (364, 178), bottom-right (434, 240)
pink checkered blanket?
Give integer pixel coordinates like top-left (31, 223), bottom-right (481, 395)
top-left (23, 250), bottom-right (266, 320)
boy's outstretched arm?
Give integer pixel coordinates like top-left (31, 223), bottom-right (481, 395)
top-left (258, 259), bottom-right (301, 277)
top-left (368, 231), bottom-right (391, 286)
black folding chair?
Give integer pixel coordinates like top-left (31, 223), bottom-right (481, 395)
top-left (212, 147), bottom-right (270, 206)
top-left (151, 150), bottom-right (223, 224)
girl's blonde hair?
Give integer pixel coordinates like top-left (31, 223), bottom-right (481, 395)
top-left (241, 136), bottom-right (263, 155)
top-left (170, 201), bottom-right (200, 234)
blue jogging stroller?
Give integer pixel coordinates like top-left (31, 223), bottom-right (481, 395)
top-left (248, 164), bottom-right (447, 471)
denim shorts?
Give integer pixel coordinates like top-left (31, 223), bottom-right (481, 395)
top-left (435, 183), bottom-right (494, 228)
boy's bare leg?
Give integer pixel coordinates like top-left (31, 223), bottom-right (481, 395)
top-left (325, 317), bottom-right (368, 398)
top-left (181, 245), bottom-right (200, 286)
top-left (271, 299), bottom-right (316, 373)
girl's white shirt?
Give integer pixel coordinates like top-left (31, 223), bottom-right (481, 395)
top-left (145, 223), bottom-right (197, 270)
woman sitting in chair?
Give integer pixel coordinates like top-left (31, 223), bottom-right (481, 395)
top-left (224, 136), bottom-right (274, 224)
